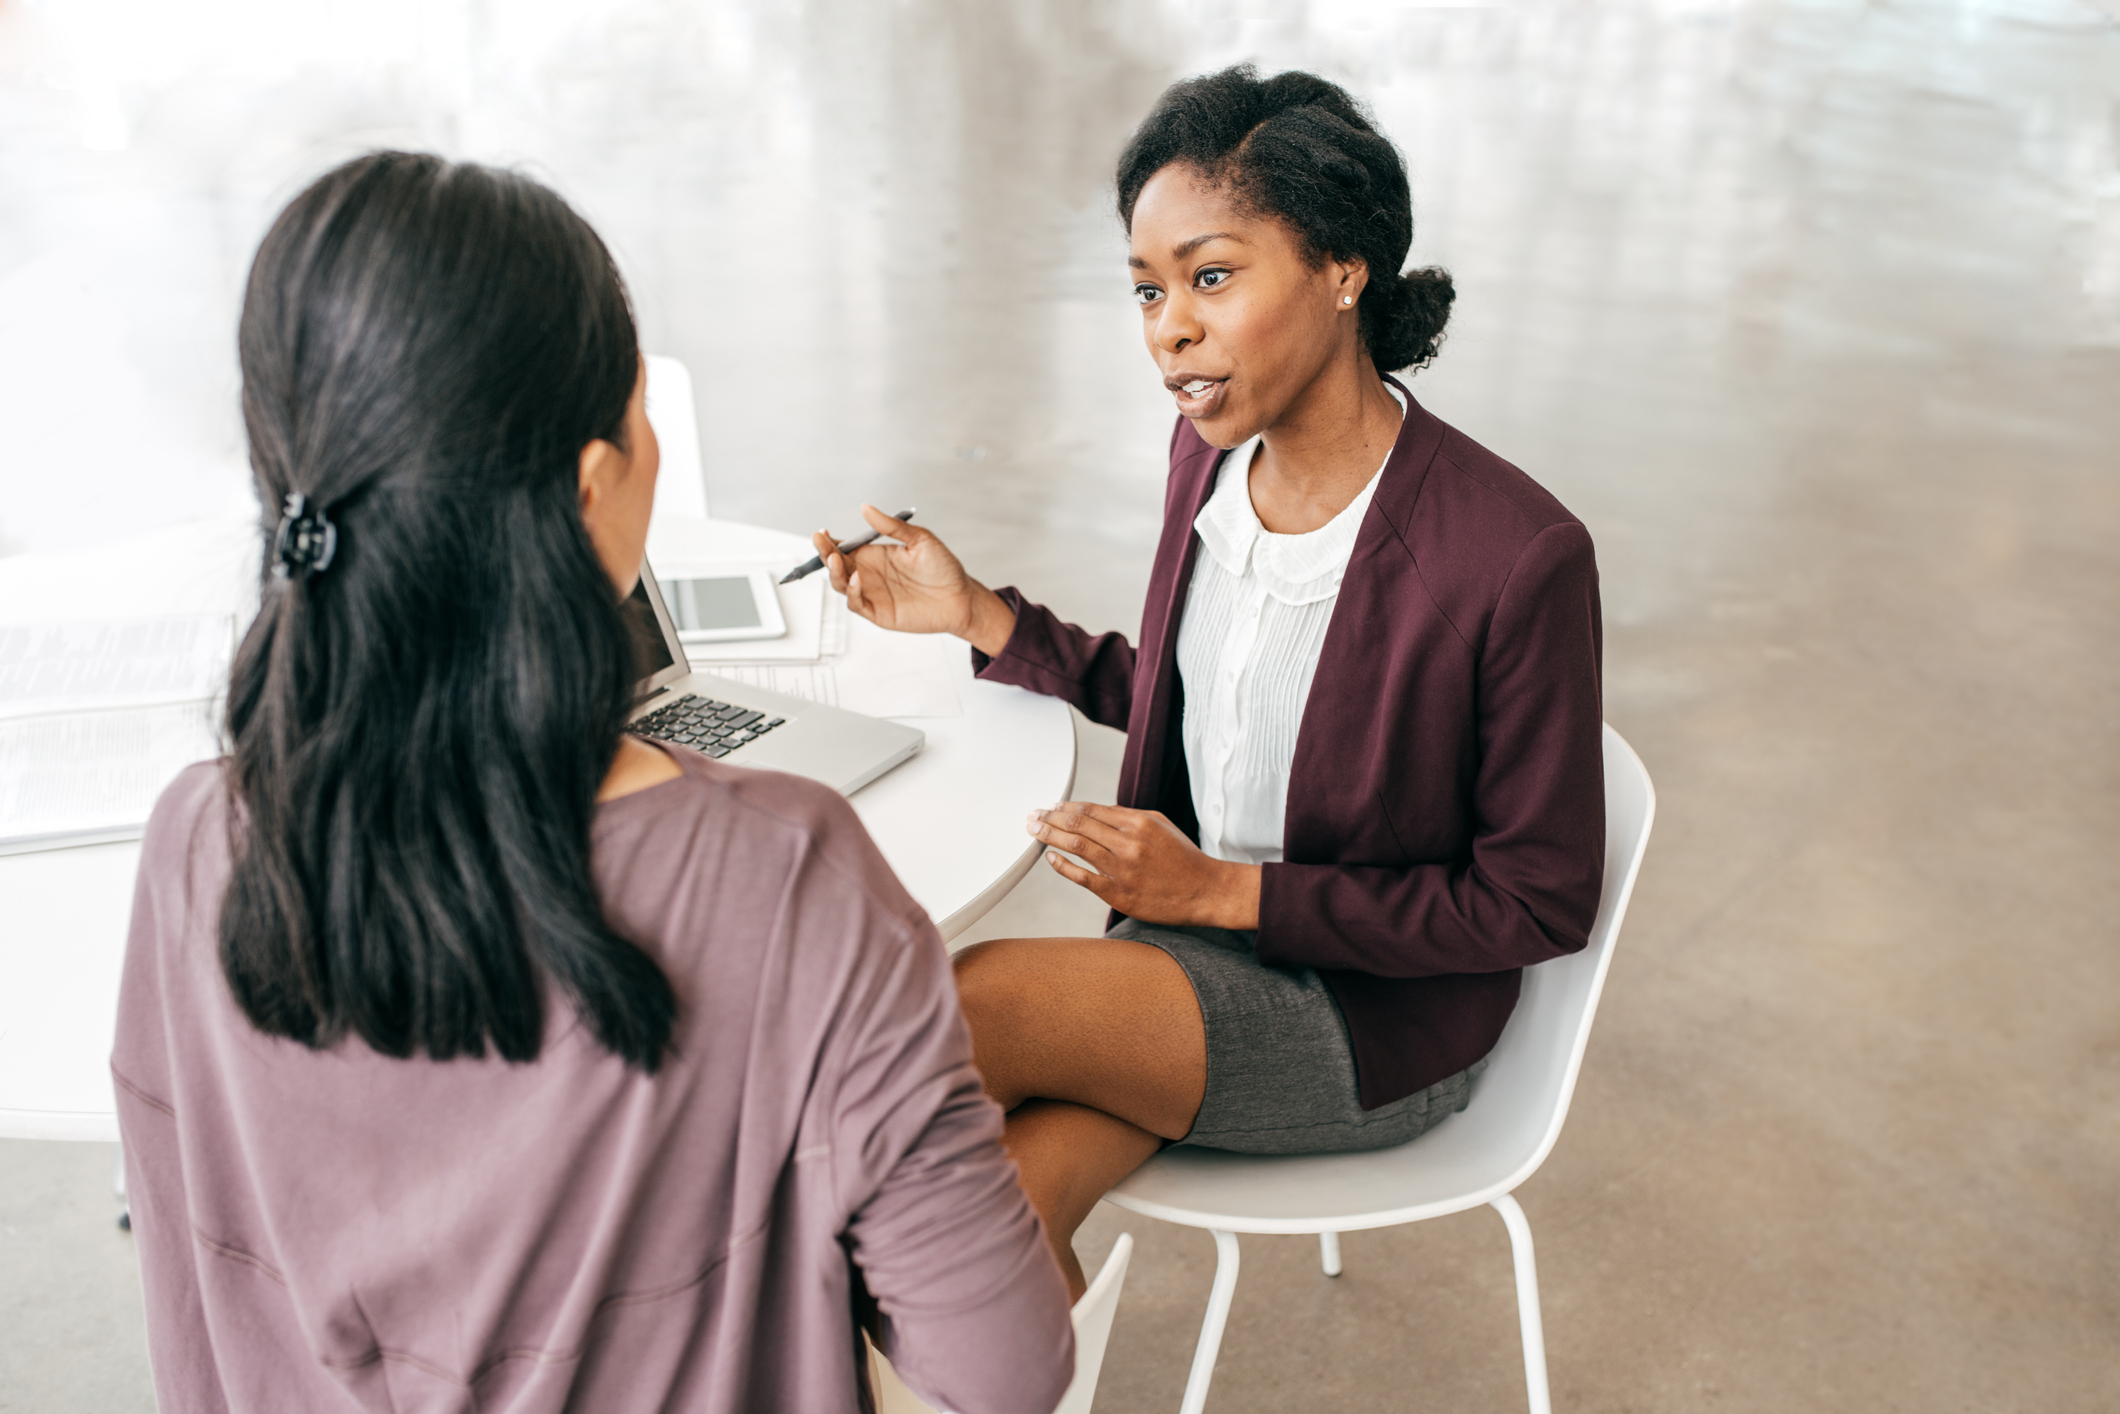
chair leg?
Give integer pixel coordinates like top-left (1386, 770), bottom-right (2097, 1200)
top-left (1177, 1229), bottom-right (1241, 1414)
top-left (1318, 1230), bottom-right (1342, 1277)
top-left (1489, 1193), bottom-right (1552, 1414)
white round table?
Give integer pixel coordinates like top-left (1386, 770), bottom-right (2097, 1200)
top-left (0, 515), bottom-right (1075, 1142)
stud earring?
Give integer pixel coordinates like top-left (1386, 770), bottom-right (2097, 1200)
top-left (1343, 295), bottom-right (1353, 305)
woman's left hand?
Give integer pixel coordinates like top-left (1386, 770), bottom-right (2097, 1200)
top-left (1028, 803), bottom-right (1262, 931)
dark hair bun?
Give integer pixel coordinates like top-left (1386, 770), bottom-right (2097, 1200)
top-left (1116, 65), bottom-right (1453, 373)
top-left (1368, 267), bottom-right (1455, 372)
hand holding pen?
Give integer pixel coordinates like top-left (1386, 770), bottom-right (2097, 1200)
top-left (805, 504), bottom-right (1017, 655)
top-left (781, 508), bottom-right (919, 583)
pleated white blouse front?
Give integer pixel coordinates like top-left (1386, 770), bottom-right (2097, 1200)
top-left (1175, 385), bottom-right (1405, 865)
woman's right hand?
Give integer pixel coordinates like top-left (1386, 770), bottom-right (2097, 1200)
top-left (815, 506), bottom-right (1016, 656)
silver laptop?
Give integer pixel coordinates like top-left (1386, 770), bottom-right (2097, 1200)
top-left (622, 558), bottom-right (923, 795)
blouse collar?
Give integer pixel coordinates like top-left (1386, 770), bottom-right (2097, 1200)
top-left (1192, 383), bottom-right (1407, 607)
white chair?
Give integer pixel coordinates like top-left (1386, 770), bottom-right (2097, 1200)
top-left (643, 354), bottom-right (709, 519)
top-left (1103, 724), bottom-right (1655, 1414)
top-left (871, 1233), bottom-right (1135, 1414)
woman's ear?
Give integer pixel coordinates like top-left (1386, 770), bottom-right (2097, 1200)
top-left (578, 362), bottom-right (658, 594)
top-left (578, 434), bottom-right (635, 588)
top-left (578, 436), bottom-right (622, 518)
top-left (1335, 258), bottom-right (1369, 310)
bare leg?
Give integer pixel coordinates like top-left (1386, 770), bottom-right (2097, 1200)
top-left (954, 937), bottom-right (1206, 1300)
top-left (1003, 1101), bottom-right (1162, 1296)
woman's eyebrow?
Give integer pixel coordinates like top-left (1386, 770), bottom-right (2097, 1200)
top-left (1171, 231), bottom-right (1239, 260)
top-left (1129, 232), bottom-right (1243, 269)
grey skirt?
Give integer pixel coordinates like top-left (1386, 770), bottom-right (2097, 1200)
top-left (1110, 917), bottom-right (1484, 1156)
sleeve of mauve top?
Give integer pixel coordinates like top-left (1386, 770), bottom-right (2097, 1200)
top-left (969, 587), bottom-right (1136, 730)
top-left (110, 771), bottom-right (234, 1414)
top-left (820, 853), bottom-right (1075, 1414)
top-left (1256, 520), bottom-right (1607, 978)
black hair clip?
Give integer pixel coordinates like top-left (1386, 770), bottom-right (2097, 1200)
top-left (272, 492), bottom-right (338, 578)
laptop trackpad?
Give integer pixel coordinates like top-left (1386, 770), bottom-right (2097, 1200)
top-left (734, 713), bottom-right (920, 795)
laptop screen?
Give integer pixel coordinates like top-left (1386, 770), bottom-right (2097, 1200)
top-left (623, 560), bottom-right (691, 702)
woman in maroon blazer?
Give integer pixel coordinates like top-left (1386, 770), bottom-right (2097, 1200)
top-left (816, 66), bottom-right (1604, 1298)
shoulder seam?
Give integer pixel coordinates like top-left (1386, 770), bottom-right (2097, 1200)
top-left (1375, 446), bottom-right (1579, 654)
top-left (665, 770), bottom-right (933, 945)
top-left (111, 1064), bottom-right (175, 1118)
top-left (1490, 521), bottom-right (1586, 631)
top-left (1427, 441), bottom-right (1573, 537)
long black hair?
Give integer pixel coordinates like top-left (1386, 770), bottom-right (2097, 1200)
top-left (220, 152), bottom-right (676, 1071)
top-left (1116, 65), bottom-right (1454, 372)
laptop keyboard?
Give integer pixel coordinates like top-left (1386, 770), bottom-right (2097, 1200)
top-left (630, 694), bottom-right (788, 759)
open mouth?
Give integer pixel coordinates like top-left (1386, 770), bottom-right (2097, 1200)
top-left (1167, 374), bottom-right (1228, 414)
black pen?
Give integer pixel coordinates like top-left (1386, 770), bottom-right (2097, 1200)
top-left (780, 509), bottom-right (918, 584)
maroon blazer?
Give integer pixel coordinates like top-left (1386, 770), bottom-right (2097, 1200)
top-left (974, 381), bottom-right (1605, 1109)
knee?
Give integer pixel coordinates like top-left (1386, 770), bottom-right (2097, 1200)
top-left (950, 940), bottom-right (1019, 1037)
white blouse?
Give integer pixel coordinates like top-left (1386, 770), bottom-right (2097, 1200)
top-left (1175, 385), bottom-right (1406, 865)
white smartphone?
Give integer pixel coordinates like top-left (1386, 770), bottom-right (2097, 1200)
top-left (660, 569), bottom-right (788, 644)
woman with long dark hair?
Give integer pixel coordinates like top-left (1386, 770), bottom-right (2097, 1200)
top-left (112, 153), bottom-right (1072, 1413)
top-left (815, 65), bottom-right (1606, 1299)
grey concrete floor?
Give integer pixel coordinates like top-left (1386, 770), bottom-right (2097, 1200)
top-left (4, 1), bottom-right (2119, 1410)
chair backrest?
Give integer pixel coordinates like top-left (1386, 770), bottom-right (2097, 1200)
top-left (1437, 723), bottom-right (1655, 1193)
top-left (644, 354), bottom-right (709, 519)
top-left (869, 1234), bottom-right (1136, 1414)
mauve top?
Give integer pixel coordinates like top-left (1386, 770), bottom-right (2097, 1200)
top-left (111, 751), bottom-right (1074, 1414)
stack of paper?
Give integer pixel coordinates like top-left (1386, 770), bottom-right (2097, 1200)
top-left (703, 608), bottom-right (962, 720)
top-left (0, 616), bottom-right (234, 854)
